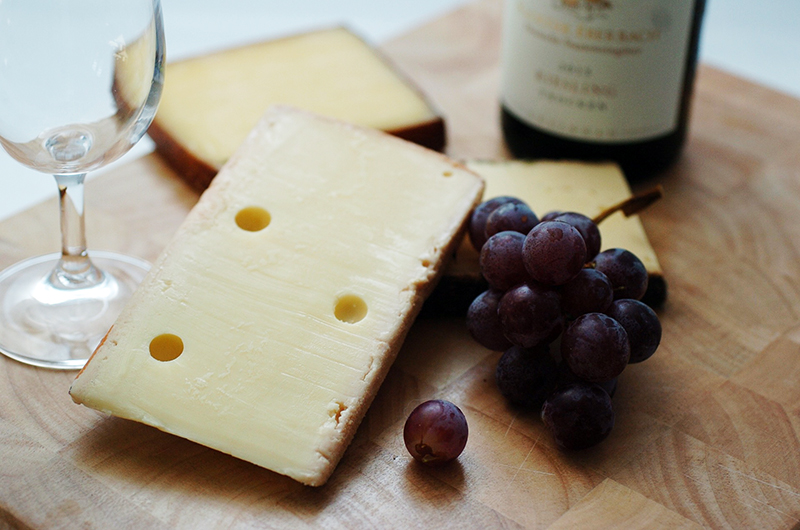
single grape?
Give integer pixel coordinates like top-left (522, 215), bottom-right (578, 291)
top-left (485, 202), bottom-right (539, 239)
top-left (561, 313), bottom-right (630, 383)
top-left (404, 400), bottom-right (468, 466)
top-left (554, 212), bottom-right (601, 261)
top-left (522, 221), bottom-right (587, 286)
top-left (466, 289), bottom-right (513, 351)
top-left (606, 299), bottom-right (662, 363)
top-left (480, 231), bottom-right (529, 291)
top-left (541, 382), bottom-right (615, 450)
top-left (495, 344), bottom-right (559, 409)
top-left (469, 196), bottom-right (524, 251)
top-left (540, 210), bottom-right (563, 222)
top-left (498, 282), bottom-right (563, 348)
top-left (594, 248), bottom-right (648, 301)
top-left (561, 269), bottom-right (614, 319)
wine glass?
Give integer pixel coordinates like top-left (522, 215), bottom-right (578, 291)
top-left (0, 0), bottom-right (165, 369)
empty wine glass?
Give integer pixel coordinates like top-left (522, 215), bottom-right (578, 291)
top-left (0, 0), bottom-right (165, 369)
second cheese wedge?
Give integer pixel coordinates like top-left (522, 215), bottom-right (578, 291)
top-left (122, 27), bottom-right (446, 191)
top-left (70, 106), bottom-right (483, 486)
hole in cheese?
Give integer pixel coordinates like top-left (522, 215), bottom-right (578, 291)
top-left (149, 334), bottom-right (184, 362)
top-left (334, 294), bottom-right (367, 324)
top-left (235, 206), bottom-right (271, 232)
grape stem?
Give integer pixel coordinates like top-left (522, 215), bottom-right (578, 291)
top-left (592, 185), bottom-right (663, 225)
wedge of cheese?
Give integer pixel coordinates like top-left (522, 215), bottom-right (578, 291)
top-left (425, 160), bottom-right (667, 315)
top-left (122, 27), bottom-right (445, 192)
top-left (70, 106), bottom-right (483, 486)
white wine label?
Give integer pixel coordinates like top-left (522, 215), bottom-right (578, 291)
top-left (501, 0), bottom-right (695, 143)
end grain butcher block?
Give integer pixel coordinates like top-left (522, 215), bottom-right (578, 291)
top-left (2, 0), bottom-right (800, 528)
top-left (69, 106), bottom-right (483, 487)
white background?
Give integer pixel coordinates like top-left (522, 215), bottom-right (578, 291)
top-left (1, 0), bottom-right (798, 222)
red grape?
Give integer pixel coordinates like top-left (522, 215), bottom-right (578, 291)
top-left (554, 212), bottom-right (601, 261)
top-left (561, 313), bottom-right (630, 383)
top-left (594, 248), bottom-right (648, 301)
top-left (469, 196), bottom-right (524, 251)
top-left (561, 269), bottom-right (614, 318)
top-left (485, 202), bottom-right (539, 239)
top-left (541, 382), bottom-right (615, 450)
top-left (404, 400), bottom-right (468, 466)
top-left (480, 231), bottom-right (529, 291)
top-left (606, 299), bottom-right (662, 363)
top-left (522, 221), bottom-right (587, 286)
top-left (466, 289), bottom-right (512, 351)
top-left (498, 282), bottom-right (563, 348)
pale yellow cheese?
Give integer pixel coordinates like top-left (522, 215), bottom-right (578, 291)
top-left (445, 160), bottom-right (663, 280)
top-left (151, 27), bottom-right (442, 169)
top-left (70, 106), bottom-right (483, 486)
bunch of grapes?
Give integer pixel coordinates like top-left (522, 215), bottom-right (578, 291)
top-left (466, 196), bottom-right (662, 450)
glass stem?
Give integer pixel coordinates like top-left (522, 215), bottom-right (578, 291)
top-left (51, 173), bottom-right (101, 288)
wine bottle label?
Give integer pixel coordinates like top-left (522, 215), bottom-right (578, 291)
top-left (501, 0), bottom-right (695, 143)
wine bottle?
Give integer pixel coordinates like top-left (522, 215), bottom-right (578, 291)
top-left (500, 0), bottom-right (706, 180)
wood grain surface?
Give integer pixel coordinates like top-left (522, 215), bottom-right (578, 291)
top-left (3, 0), bottom-right (800, 528)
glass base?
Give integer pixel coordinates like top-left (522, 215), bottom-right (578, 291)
top-left (0, 251), bottom-right (150, 370)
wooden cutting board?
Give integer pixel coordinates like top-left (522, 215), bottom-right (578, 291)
top-left (3, 0), bottom-right (800, 528)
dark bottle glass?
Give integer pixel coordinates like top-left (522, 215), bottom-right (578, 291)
top-left (500, 0), bottom-right (707, 180)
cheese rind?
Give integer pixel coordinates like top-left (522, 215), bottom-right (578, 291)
top-left (425, 160), bottom-right (666, 315)
top-left (70, 106), bottom-right (483, 486)
top-left (128, 27), bottom-right (446, 192)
